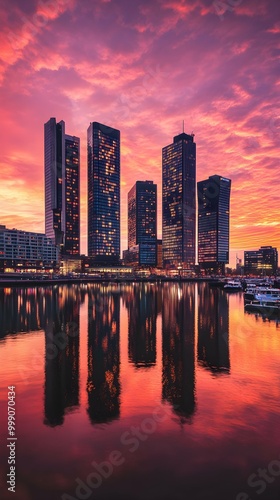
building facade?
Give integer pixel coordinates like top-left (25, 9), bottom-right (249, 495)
top-left (197, 175), bottom-right (231, 274)
top-left (244, 246), bottom-right (278, 276)
top-left (87, 122), bottom-right (120, 264)
top-left (162, 132), bottom-right (196, 269)
top-left (44, 118), bottom-right (80, 255)
top-left (0, 225), bottom-right (58, 272)
top-left (126, 180), bottom-right (157, 267)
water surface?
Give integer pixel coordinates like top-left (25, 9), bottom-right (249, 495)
top-left (0, 283), bottom-right (279, 500)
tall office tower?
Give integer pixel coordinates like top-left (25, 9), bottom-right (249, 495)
top-left (127, 180), bottom-right (157, 266)
top-left (162, 132), bottom-right (196, 269)
top-left (197, 175), bottom-right (231, 274)
top-left (44, 118), bottom-right (80, 255)
top-left (64, 134), bottom-right (80, 255)
top-left (87, 122), bottom-right (120, 264)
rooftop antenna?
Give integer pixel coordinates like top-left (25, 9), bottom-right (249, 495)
top-left (183, 119), bottom-right (185, 133)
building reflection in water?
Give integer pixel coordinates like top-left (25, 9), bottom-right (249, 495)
top-left (162, 283), bottom-right (196, 422)
top-left (87, 285), bottom-right (120, 424)
top-left (197, 285), bottom-right (230, 374)
top-left (125, 283), bottom-right (157, 368)
top-left (0, 287), bottom-right (46, 337)
top-left (44, 286), bottom-right (81, 427)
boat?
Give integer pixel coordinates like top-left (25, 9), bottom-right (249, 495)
top-left (254, 292), bottom-right (280, 303)
top-left (209, 278), bottom-right (226, 288)
top-left (245, 299), bottom-right (280, 316)
top-left (244, 286), bottom-right (280, 300)
top-left (224, 280), bottom-right (243, 291)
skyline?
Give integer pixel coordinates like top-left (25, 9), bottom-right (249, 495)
top-left (0, 0), bottom-right (279, 267)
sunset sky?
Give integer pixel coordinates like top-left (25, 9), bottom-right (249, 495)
top-left (0, 0), bottom-right (279, 267)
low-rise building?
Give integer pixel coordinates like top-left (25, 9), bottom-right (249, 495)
top-left (0, 225), bottom-right (58, 272)
top-left (244, 246), bottom-right (278, 276)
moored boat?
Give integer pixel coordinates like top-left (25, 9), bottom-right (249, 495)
top-left (224, 280), bottom-right (243, 291)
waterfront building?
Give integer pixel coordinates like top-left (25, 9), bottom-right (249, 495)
top-left (87, 122), bottom-right (120, 265)
top-left (197, 175), bottom-right (231, 274)
top-left (162, 132), bottom-right (196, 269)
top-left (244, 246), bottom-right (278, 276)
top-left (125, 180), bottom-right (157, 267)
top-left (44, 118), bottom-right (80, 255)
top-left (0, 225), bottom-right (58, 272)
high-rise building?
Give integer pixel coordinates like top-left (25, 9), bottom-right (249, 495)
top-left (44, 118), bottom-right (80, 255)
top-left (162, 132), bottom-right (196, 269)
top-left (197, 175), bottom-right (231, 274)
top-left (126, 180), bottom-right (157, 267)
top-left (244, 246), bottom-right (278, 276)
top-left (64, 135), bottom-right (80, 255)
top-left (87, 122), bottom-right (120, 264)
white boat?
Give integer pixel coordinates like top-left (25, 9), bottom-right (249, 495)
top-left (254, 292), bottom-right (280, 303)
top-left (244, 287), bottom-right (280, 300)
top-left (224, 280), bottom-right (242, 291)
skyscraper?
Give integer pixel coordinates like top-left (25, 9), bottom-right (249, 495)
top-left (197, 175), bottom-right (231, 273)
top-left (87, 122), bottom-right (120, 264)
top-left (162, 132), bottom-right (196, 269)
top-left (63, 134), bottom-right (80, 255)
top-left (44, 118), bottom-right (80, 255)
top-left (127, 180), bottom-right (157, 266)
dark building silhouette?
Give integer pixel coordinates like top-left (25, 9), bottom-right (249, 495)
top-left (124, 181), bottom-right (157, 267)
top-left (197, 284), bottom-right (230, 374)
top-left (44, 118), bottom-right (80, 254)
top-left (197, 175), bottom-right (231, 274)
top-left (126, 284), bottom-right (157, 368)
top-left (44, 286), bottom-right (80, 427)
top-left (87, 122), bottom-right (120, 264)
top-left (87, 286), bottom-right (120, 424)
top-left (162, 132), bottom-right (196, 269)
top-left (244, 246), bottom-right (278, 276)
top-left (162, 283), bottom-right (196, 421)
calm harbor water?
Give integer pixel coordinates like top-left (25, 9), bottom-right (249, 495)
top-left (0, 283), bottom-right (280, 500)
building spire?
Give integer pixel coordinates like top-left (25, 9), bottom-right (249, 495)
top-left (183, 119), bottom-right (184, 133)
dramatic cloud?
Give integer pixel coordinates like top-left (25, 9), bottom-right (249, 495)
top-left (0, 0), bottom-right (279, 265)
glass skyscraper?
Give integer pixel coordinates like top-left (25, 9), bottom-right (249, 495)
top-left (64, 135), bottom-right (80, 255)
top-left (87, 122), bottom-right (120, 264)
top-left (127, 180), bottom-right (157, 266)
top-left (162, 132), bottom-right (196, 269)
top-left (44, 118), bottom-right (80, 255)
top-left (197, 175), bottom-right (231, 273)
